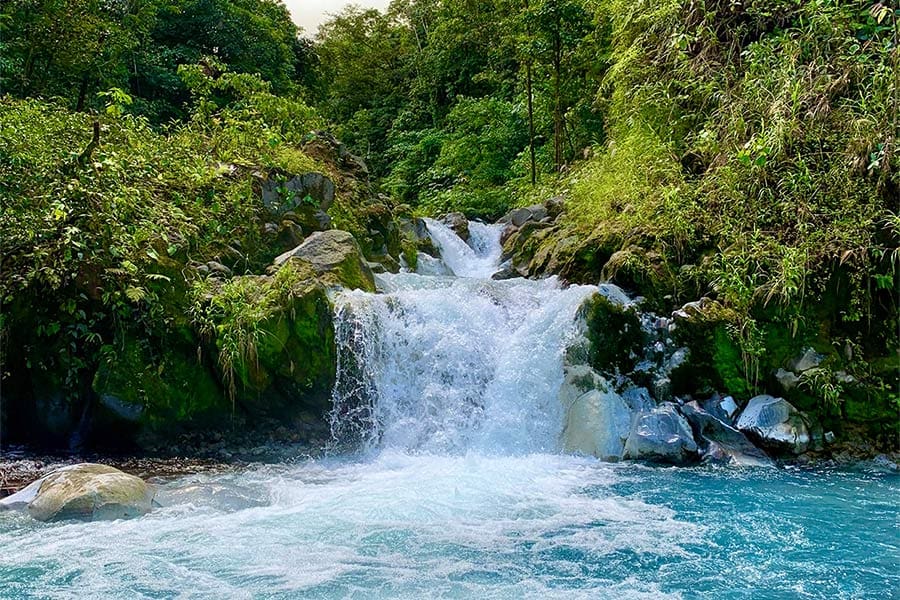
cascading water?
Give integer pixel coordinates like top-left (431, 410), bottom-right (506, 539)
top-left (329, 219), bottom-right (597, 455)
top-left (1, 218), bottom-right (896, 599)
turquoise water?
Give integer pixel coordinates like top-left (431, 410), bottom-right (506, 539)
top-left (0, 453), bottom-right (897, 599)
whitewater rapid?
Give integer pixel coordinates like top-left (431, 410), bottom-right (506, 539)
top-left (329, 219), bottom-right (596, 455)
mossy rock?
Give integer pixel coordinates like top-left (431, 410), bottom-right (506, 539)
top-left (91, 334), bottom-right (227, 444)
top-left (274, 230), bottom-right (375, 292)
top-left (582, 293), bottom-right (645, 376)
top-left (669, 303), bottom-right (750, 399)
top-left (196, 262), bottom-right (336, 417)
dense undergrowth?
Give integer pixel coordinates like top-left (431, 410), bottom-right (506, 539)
top-left (526, 0), bottom-right (899, 429)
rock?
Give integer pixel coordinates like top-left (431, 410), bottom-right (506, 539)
top-left (681, 402), bottom-right (773, 467)
top-left (596, 283), bottom-right (633, 309)
top-left (775, 368), bottom-right (801, 391)
top-left (558, 365), bottom-right (607, 408)
top-left (824, 431), bottom-right (835, 444)
top-left (563, 389), bottom-right (632, 461)
top-left (580, 292), bottom-right (645, 376)
top-left (525, 204), bottom-right (548, 222)
top-left (0, 464), bottom-right (155, 522)
top-left (624, 403), bottom-right (698, 464)
top-left (274, 230), bottom-right (375, 292)
top-left (259, 171), bottom-right (335, 217)
top-left (735, 395), bottom-right (810, 455)
top-left (559, 367), bottom-right (633, 461)
top-left (621, 386), bottom-right (656, 413)
top-left (206, 261), bottom-right (232, 277)
top-left (508, 207), bottom-right (533, 227)
top-left (718, 395), bottom-right (739, 420)
top-left (789, 347), bottom-right (824, 373)
top-left (491, 264), bottom-right (518, 281)
top-left (545, 195), bottom-right (565, 218)
top-left (441, 212), bottom-right (470, 241)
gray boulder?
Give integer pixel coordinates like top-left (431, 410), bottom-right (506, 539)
top-left (0, 463), bottom-right (155, 522)
top-left (274, 230), bottom-right (375, 292)
top-left (681, 402), bottom-right (773, 467)
top-left (596, 283), bottom-right (633, 309)
top-left (562, 388), bottom-right (633, 462)
top-left (624, 403), bottom-right (698, 464)
top-left (735, 395), bottom-right (810, 455)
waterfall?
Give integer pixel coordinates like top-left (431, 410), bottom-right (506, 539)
top-left (329, 218), bottom-right (597, 455)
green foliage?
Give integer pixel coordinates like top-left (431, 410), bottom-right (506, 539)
top-left (556, 0), bottom-right (899, 412)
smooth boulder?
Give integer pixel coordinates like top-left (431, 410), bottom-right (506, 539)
top-left (736, 395), bottom-right (810, 455)
top-left (560, 367), bottom-right (633, 461)
top-left (624, 403), bottom-right (698, 464)
top-left (0, 464), bottom-right (155, 521)
top-left (274, 230), bottom-right (375, 292)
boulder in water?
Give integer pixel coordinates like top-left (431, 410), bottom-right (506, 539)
top-left (1, 464), bottom-right (155, 521)
top-left (735, 395), bottom-right (810, 455)
top-left (563, 388), bottom-right (633, 461)
top-left (441, 212), bottom-right (470, 241)
top-left (624, 403), bottom-right (698, 464)
top-left (274, 230), bottom-right (375, 292)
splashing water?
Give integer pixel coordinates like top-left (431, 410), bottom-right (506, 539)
top-left (1, 218), bottom-right (897, 599)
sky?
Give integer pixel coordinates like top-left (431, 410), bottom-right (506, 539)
top-left (285, 0), bottom-right (391, 36)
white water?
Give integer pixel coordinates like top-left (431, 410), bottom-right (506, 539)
top-left (330, 219), bottom-right (597, 455)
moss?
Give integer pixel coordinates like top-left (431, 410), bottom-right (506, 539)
top-left (191, 261), bottom-right (336, 413)
top-left (91, 334), bottom-right (226, 435)
top-left (583, 294), bottom-right (645, 375)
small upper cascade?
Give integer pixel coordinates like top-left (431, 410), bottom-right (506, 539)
top-left (421, 218), bottom-right (503, 278)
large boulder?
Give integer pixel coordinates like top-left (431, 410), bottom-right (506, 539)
top-left (0, 464), bottom-right (155, 521)
top-left (274, 230), bottom-right (375, 292)
top-left (681, 402), bottom-right (773, 467)
top-left (735, 395), bottom-right (810, 455)
top-left (559, 365), bottom-right (633, 461)
top-left (624, 403), bottom-right (698, 464)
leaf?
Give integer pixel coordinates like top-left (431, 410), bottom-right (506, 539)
top-left (125, 286), bottom-right (147, 303)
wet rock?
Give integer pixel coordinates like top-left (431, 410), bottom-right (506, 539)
top-left (735, 395), bottom-right (810, 455)
top-left (624, 403), bottom-right (698, 464)
top-left (718, 395), bottom-right (739, 421)
top-left (681, 402), bottom-right (773, 467)
top-left (274, 230), bottom-right (375, 292)
top-left (441, 212), bottom-right (470, 241)
top-left (0, 463), bottom-right (155, 521)
top-left (621, 386), bottom-right (656, 413)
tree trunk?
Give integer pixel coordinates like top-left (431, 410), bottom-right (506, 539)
top-left (527, 61), bottom-right (536, 185)
top-left (553, 12), bottom-right (563, 172)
